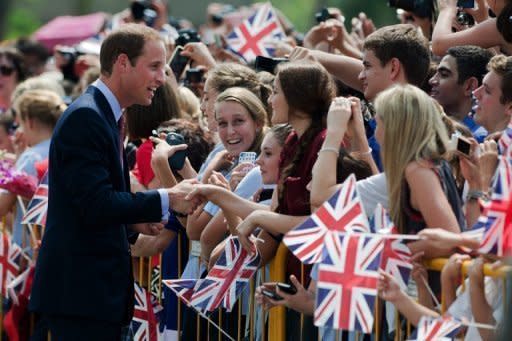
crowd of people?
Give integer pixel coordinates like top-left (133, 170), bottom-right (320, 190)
top-left (1, 0), bottom-right (512, 340)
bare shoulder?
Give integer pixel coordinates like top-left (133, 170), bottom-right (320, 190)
top-left (404, 161), bottom-right (437, 183)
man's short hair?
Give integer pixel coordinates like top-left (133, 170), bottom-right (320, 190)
top-left (488, 55), bottom-right (512, 105)
top-left (99, 23), bottom-right (162, 76)
top-left (447, 45), bottom-right (493, 85)
top-left (363, 24), bottom-right (430, 87)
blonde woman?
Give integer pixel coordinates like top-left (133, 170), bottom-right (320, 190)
top-left (0, 89), bottom-right (65, 247)
top-left (374, 84), bottom-right (464, 255)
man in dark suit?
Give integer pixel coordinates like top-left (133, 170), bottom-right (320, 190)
top-left (29, 24), bottom-right (199, 339)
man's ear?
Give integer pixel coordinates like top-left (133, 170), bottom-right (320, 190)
top-left (389, 57), bottom-right (402, 82)
top-left (115, 53), bottom-right (130, 73)
top-left (505, 101), bottom-right (512, 119)
top-left (462, 77), bottom-right (479, 97)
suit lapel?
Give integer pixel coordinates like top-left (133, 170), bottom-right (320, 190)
top-left (86, 86), bottom-right (126, 191)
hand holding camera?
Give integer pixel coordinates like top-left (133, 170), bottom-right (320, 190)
top-left (150, 131), bottom-right (188, 170)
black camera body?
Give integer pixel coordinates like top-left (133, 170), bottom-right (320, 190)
top-left (130, 0), bottom-right (157, 27)
top-left (315, 8), bottom-right (332, 23)
top-left (210, 4), bottom-right (236, 25)
top-left (254, 56), bottom-right (288, 75)
top-left (387, 0), bottom-right (433, 18)
top-left (175, 29), bottom-right (201, 47)
top-left (184, 68), bottom-right (205, 84)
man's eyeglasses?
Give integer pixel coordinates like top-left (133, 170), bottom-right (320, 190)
top-left (0, 65), bottom-right (15, 77)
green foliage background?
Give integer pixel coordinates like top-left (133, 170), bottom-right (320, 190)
top-left (2, 0), bottom-right (400, 40)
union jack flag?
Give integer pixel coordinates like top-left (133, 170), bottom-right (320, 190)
top-left (225, 3), bottom-right (285, 62)
top-left (21, 172), bottom-right (48, 227)
top-left (477, 157), bottom-right (512, 256)
top-left (163, 278), bottom-right (198, 302)
top-left (370, 204), bottom-right (412, 290)
top-left (189, 236), bottom-right (260, 312)
top-left (7, 264), bottom-right (34, 306)
top-left (315, 233), bottom-right (383, 333)
top-left (131, 282), bottom-right (163, 341)
top-left (0, 232), bottom-right (21, 297)
top-left (408, 315), bottom-right (462, 340)
top-left (284, 174), bottom-right (369, 264)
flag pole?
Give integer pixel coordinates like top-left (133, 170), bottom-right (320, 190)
top-left (166, 285), bottom-right (235, 341)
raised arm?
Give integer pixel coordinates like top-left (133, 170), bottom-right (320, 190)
top-left (290, 47), bottom-right (364, 92)
top-left (432, 0), bottom-right (502, 56)
top-left (311, 97), bottom-right (352, 208)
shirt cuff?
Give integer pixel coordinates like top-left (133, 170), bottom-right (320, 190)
top-left (157, 189), bottom-right (170, 222)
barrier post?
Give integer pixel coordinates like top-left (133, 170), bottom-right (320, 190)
top-left (267, 243), bottom-right (287, 341)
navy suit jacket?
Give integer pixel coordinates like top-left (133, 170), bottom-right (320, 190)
top-left (30, 86), bottom-right (162, 324)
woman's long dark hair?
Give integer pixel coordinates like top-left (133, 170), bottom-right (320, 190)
top-left (274, 61), bottom-right (336, 207)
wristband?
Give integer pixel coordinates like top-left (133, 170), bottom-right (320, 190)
top-left (352, 147), bottom-right (373, 157)
top-left (466, 189), bottom-right (489, 202)
top-left (318, 147), bottom-right (339, 156)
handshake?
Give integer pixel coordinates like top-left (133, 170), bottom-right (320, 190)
top-left (166, 179), bottom-right (204, 215)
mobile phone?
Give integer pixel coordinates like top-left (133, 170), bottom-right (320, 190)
top-left (169, 46), bottom-right (189, 80)
top-left (262, 289), bottom-right (283, 301)
top-left (238, 152), bottom-right (257, 164)
top-left (456, 135), bottom-right (471, 157)
top-left (457, 0), bottom-right (475, 8)
top-left (165, 132), bottom-right (187, 170)
top-left (254, 56), bottom-right (288, 74)
top-left (276, 282), bottom-right (297, 295)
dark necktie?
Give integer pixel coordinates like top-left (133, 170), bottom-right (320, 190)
top-left (118, 114), bottom-right (126, 166)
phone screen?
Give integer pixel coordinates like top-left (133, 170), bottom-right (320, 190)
top-left (457, 0), bottom-right (475, 8)
top-left (169, 46), bottom-right (189, 80)
top-left (457, 137), bottom-right (471, 156)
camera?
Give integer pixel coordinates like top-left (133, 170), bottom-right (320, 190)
top-left (315, 8), bottom-right (332, 23)
top-left (175, 29), bottom-right (201, 47)
top-left (387, 0), bottom-right (433, 18)
top-left (449, 132), bottom-right (471, 157)
top-left (130, 0), bottom-right (157, 27)
top-left (456, 10), bottom-right (475, 26)
top-left (169, 46), bottom-right (189, 80)
top-left (254, 56), bottom-right (288, 75)
top-left (55, 46), bottom-right (83, 82)
top-left (210, 4), bottom-right (236, 25)
top-left (184, 68), bottom-right (204, 84)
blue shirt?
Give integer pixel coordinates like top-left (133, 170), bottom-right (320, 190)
top-left (462, 114), bottom-right (487, 143)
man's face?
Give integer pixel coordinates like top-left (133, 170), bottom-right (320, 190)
top-left (120, 39), bottom-right (166, 107)
top-left (358, 49), bottom-right (393, 101)
top-left (473, 70), bottom-right (508, 133)
top-left (429, 55), bottom-right (467, 114)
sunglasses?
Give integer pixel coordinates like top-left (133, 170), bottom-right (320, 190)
top-left (0, 65), bottom-right (15, 77)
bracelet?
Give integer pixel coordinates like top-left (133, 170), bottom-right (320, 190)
top-left (466, 189), bottom-right (489, 202)
top-left (318, 147), bottom-right (339, 156)
top-left (351, 147), bottom-right (373, 158)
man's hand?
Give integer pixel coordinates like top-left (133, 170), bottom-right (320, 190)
top-left (168, 179), bottom-right (203, 214)
top-left (131, 222), bottom-right (164, 236)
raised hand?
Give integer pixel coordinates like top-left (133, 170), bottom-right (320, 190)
top-left (378, 270), bottom-right (404, 303)
top-left (326, 96), bottom-right (352, 135)
top-left (181, 42), bottom-right (216, 69)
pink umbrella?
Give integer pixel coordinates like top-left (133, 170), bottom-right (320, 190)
top-left (33, 12), bottom-right (107, 51)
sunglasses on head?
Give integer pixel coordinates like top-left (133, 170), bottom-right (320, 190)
top-left (0, 65), bottom-right (15, 77)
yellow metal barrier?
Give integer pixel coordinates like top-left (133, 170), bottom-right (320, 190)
top-left (268, 243), bottom-right (287, 341)
top-left (424, 258), bottom-right (512, 278)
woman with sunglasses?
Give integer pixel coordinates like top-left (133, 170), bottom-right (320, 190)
top-left (0, 47), bottom-right (27, 114)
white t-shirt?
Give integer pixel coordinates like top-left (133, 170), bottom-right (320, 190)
top-left (448, 277), bottom-right (503, 341)
top-left (356, 173), bottom-right (388, 216)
